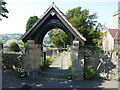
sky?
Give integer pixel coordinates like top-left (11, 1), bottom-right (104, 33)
top-left (0, 0), bottom-right (119, 34)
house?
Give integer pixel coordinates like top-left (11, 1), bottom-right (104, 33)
top-left (102, 29), bottom-right (120, 51)
top-left (102, 1), bottom-right (120, 51)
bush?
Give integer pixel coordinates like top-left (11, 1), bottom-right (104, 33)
top-left (2, 53), bottom-right (23, 70)
top-left (9, 42), bottom-right (20, 52)
top-left (15, 67), bottom-right (26, 78)
top-left (40, 56), bottom-right (57, 70)
top-left (64, 73), bottom-right (72, 79)
top-left (79, 45), bottom-right (104, 53)
top-left (84, 66), bottom-right (97, 80)
top-left (100, 76), bottom-right (108, 80)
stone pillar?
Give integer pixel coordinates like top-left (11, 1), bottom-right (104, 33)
top-left (71, 40), bottom-right (84, 80)
top-left (24, 40), bottom-right (42, 78)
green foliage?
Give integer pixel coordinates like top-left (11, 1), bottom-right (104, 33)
top-left (118, 78), bottom-right (120, 81)
top-left (68, 65), bottom-right (72, 72)
top-left (66, 7), bottom-right (105, 46)
top-left (66, 45), bottom-right (71, 52)
top-left (84, 66), bottom-right (97, 80)
top-left (40, 55), bottom-right (58, 70)
top-left (48, 29), bottom-right (70, 48)
top-left (79, 44), bottom-right (104, 53)
top-left (100, 76), bottom-right (108, 80)
top-left (26, 16), bottom-right (39, 32)
top-left (64, 73), bottom-right (72, 79)
top-left (15, 67), bottom-right (26, 78)
top-left (2, 53), bottom-right (23, 70)
top-left (117, 77), bottom-right (120, 81)
top-left (9, 42), bottom-right (20, 52)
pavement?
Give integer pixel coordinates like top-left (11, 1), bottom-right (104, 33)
top-left (2, 52), bottom-right (120, 89)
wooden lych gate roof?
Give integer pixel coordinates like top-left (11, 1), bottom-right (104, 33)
top-left (21, 3), bottom-right (86, 44)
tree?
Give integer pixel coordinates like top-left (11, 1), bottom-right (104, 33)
top-left (0, 0), bottom-right (9, 20)
top-left (49, 7), bottom-right (105, 47)
top-left (26, 16), bottom-right (38, 32)
top-left (48, 29), bottom-right (70, 48)
top-left (65, 7), bottom-right (105, 46)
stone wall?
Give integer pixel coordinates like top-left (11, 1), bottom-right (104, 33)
top-left (80, 47), bottom-right (119, 80)
top-left (2, 52), bottom-right (24, 70)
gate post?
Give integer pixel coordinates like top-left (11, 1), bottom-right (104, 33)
top-left (24, 40), bottom-right (41, 78)
top-left (71, 40), bottom-right (84, 80)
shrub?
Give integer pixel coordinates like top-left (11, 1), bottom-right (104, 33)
top-left (79, 45), bottom-right (104, 53)
top-left (9, 42), bottom-right (20, 52)
top-left (15, 67), bottom-right (26, 78)
top-left (84, 66), bottom-right (97, 80)
top-left (100, 76), bottom-right (108, 80)
top-left (2, 53), bottom-right (23, 70)
top-left (64, 73), bottom-right (72, 79)
top-left (40, 55), bottom-right (57, 70)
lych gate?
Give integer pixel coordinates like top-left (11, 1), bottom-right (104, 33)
top-left (21, 3), bottom-right (86, 80)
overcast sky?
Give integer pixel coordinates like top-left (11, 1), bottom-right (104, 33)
top-left (0, 0), bottom-right (119, 34)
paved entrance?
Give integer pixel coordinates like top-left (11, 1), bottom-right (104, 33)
top-left (41, 52), bottom-right (69, 80)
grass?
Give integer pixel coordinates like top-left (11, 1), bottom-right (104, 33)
top-left (40, 53), bottom-right (60, 71)
top-left (39, 73), bottom-right (65, 79)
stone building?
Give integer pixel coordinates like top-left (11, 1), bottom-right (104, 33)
top-left (102, 1), bottom-right (120, 51)
top-left (102, 29), bottom-right (120, 51)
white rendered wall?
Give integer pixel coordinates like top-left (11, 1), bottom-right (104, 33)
top-left (102, 31), bottom-right (114, 51)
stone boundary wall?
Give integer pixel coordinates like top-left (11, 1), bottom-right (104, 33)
top-left (79, 48), bottom-right (120, 80)
top-left (2, 52), bottom-right (24, 70)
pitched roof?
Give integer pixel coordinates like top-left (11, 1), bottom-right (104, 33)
top-left (108, 29), bottom-right (120, 40)
top-left (21, 3), bottom-right (86, 43)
